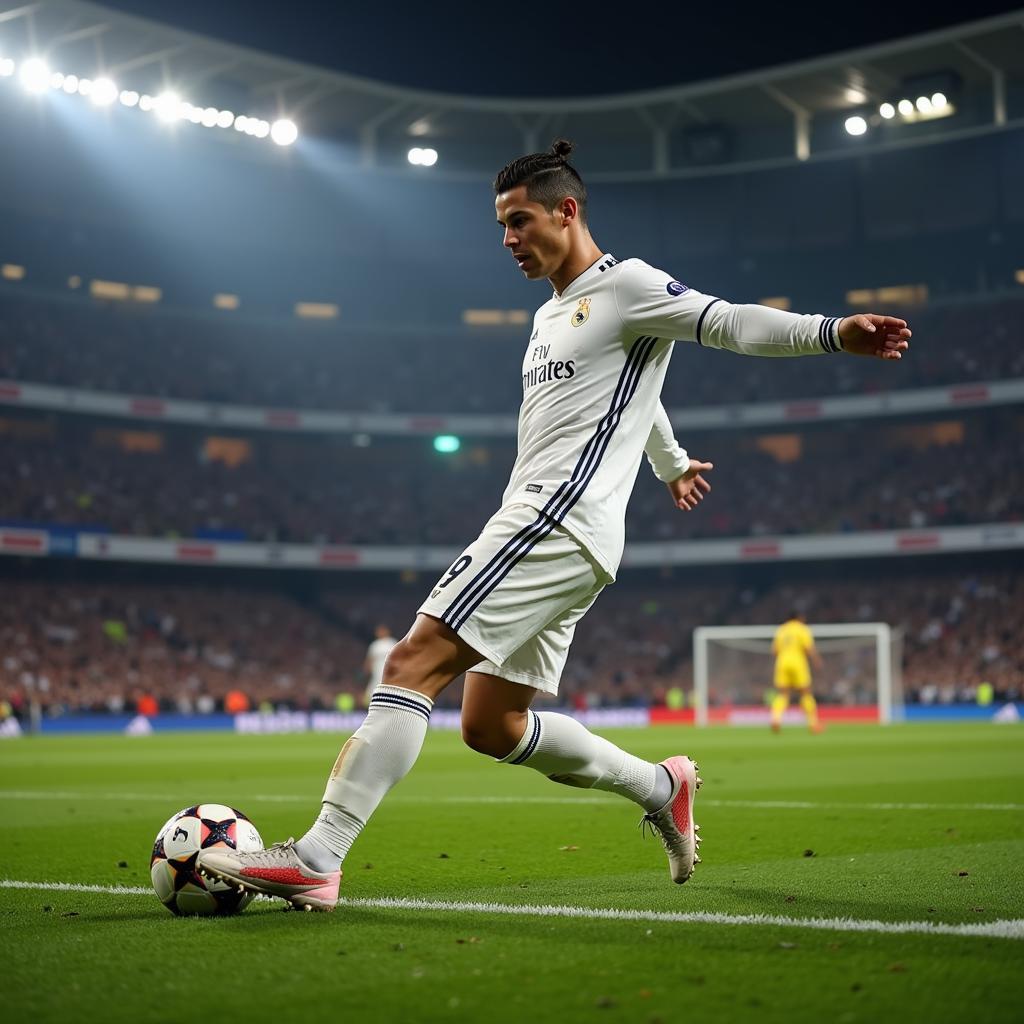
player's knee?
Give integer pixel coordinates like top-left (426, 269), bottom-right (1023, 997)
top-left (381, 632), bottom-right (446, 687)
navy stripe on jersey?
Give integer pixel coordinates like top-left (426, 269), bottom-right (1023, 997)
top-left (369, 693), bottom-right (431, 722)
top-left (510, 711), bottom-right (542, 765)
top-left (818, 316), bottom-right (841, 353)
top-left (695, 298), bottom-right (723, 346)
top-left (440, 335), bottom-right (657, 632)
top-left (543, 335), bottom-right (658, 525)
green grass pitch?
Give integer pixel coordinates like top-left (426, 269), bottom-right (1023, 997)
top-left (2, 723), bottom-right (1022, 1023)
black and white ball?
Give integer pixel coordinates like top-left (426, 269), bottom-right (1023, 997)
top-left (150, 803), bottom-right (263, 916)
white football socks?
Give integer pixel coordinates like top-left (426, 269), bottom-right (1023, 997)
top-left (500, 710), bottom-right (673, 812)
top-left (294, 685), bottom-right (432, 872)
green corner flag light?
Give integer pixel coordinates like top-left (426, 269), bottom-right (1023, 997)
top-left (433, 434), bottom-right (461, 454)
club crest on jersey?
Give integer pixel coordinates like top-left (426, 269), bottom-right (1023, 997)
top-left (571, 297), bottom-right (591, 327)
top-left (666, 281), bottom-right (689, 296)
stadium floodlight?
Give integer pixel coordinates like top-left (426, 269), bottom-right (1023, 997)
top-left (252, 119), bottom-right (270, 138)
top-left (216, 109), bottom-right (234, 128)
top-left (153, 91), bottom-right (183, 122)
top-left (119, 90), bottom-right (139, 107)
top-left (200, 106), bottom-right (218, 127)
top-left (19, 57), bottom-right (50, 93)
top-left (90, 77), bottom-right (118, 106)
top-left (0, 57), bottom-right (15, 77)
top-left (76, 77), bottom-right (93, 96)
top-left (844, 116), bottom-right (867, 137)
top-left (62, 74), bottom-right (78, 94)
top-left (233, 114), bottom-right (248, 131)
top-left (50, 71), bottom-right (65, 89)
top-left (408, 147), bottom-right (424, 165)
top-left (879, 102), bottom-right (895, 119)
top-left (931, 92), bottom-right (947, 109)
top-left (270, 118), bottom-right (298, 146)
top-left (915, 95), bottom-right (932, 113)
top-left (420, 147), bottom-right (438, 166)
top-left (186, 105), bottom-right (203, 124)
top-left (897, 98), bottom-right (914, 116)
top-left (139, 93), bottom-right (153, 111)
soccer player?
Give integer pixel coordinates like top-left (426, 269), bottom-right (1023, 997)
top-left (199, 140), bottom-right (910, 910)
top-left (362, 624), bottom-right (398, 707)
top-left (770, 612), bottom-right (825, 733)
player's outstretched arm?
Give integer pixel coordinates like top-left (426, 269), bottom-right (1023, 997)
top-left (837, 314), bottom-right (911, 360)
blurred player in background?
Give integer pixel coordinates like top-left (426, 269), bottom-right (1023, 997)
top-left (363, 624), bottom-right (397, 706)
top-left (199, 139), bottom-right (910, 911)
top-left (770, 612), bottom-right (825, 733)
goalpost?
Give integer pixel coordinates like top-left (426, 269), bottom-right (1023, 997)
top-left (692, 623), bottom-right (903, 727)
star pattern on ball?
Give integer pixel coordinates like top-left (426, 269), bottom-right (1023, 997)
top-left (201, 817), bottom-right (236, 849)
top-left (167, 852), bottom-right (201, 892)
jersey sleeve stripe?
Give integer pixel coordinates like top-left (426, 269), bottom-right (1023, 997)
top-left (695, 298), bottom-right (723, 346)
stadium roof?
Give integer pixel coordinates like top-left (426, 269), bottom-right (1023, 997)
top-left (1, 0), bottom-right (1022, 179)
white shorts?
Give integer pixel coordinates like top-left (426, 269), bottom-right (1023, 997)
top-left (418, 503), bottom-right (608, 695)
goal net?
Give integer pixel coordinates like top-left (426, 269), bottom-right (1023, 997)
top-left (692, 623), bottom-right (903, 727)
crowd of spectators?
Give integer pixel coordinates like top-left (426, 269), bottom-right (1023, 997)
top-left (2, 409), bottom-right (1019, 544)
top-left (1, 290), bottom-right (1022, 415)
top-left (2, 568), bottom-right (1019, 722)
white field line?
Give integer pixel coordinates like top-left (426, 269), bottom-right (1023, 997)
top-left (0, 790), bottom-right (1022, 812)
top-left (2, 878), bottom-right (1022, 940)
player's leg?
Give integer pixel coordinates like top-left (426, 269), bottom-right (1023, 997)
top-left (462, 671), bottom-right (675, 810)
top-left (460, 572), bottom-right (701, 882)
top-left (199, 613), bottom-right (481, 910)
top-left (771, 663), bottom-right (792, 732)
top-left (799, 682), bottom-right (822, 733)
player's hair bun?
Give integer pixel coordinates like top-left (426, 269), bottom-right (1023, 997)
top-left (550, 138), bottom-right (575, 161)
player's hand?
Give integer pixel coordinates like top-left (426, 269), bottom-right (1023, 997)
top-left (838, 314), bottom-right (911, 360)
top-left (666, 460), bottom-right (713, 511)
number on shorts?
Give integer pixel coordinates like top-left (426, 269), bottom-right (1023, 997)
top-left (438, 555), bottom-right (472, 589)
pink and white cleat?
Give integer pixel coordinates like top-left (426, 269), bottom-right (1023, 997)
top-left (198, 838), bottom-right (341, 912)
top-left (641, 755), bottom-right (703, 884)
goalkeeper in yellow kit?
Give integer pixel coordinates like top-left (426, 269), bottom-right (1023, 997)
top-left (770, 613), bottom-right (824, 733)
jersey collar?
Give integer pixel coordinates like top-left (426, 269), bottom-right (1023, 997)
top-left (553, 254), bottom-right (616, 300)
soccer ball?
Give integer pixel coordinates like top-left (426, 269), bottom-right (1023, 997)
top-left (150, 803), bottom-right (263, 916)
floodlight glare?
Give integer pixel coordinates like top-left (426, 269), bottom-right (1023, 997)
top-left (252, 119), bottom-right (270, 138)
top-left (879, 102), bottom-right (895, 119)
top-left (119, 90), bottom-right (139, 107)
top-left (19, 57), bottom-right (50, 93)
top-left (897, 98), bottom-right (914, 116)
top-left (200, 106), bottom-right (218, 127)
top-left (139, 94), bottom-right (153, 111)
top-left (233, 114), bottom-right (248, 131)
top-left (271, 118), bottom-right (298, 146)
top-left (931, 92), bottom-right (947, 109)
top-left (408, 147), bottom-right (423, 165)
top-left (91, 77), bottom-right (117, 106)
top-left (76, 78), bottom-right (93, 96)
top-left (216, 109), bottom-right (234, 128)
top-left (0, 58), bottom-right (15, 77)
top-left (844, 116), bottom-right (867, 137)
top-left (50, 71), bottom-right (65, 89)
top-left (154, 91), bottom-right (183, 122)
top-left (915, 95), bottom-right (932, 113)
top-left (420, 147), bottom-right (438, 166)
top-left (62, 74), bottom-right (79, 94)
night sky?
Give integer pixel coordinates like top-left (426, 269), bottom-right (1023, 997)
top-left (99, 1), bottom-right (1023, 97)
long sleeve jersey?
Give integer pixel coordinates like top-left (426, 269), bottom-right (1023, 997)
top-left (500, 254), bottom-right (844, 578)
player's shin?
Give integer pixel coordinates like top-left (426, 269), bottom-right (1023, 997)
top-left (800, 691), bottom-right (820, 730)
top-left (498, 709), bottom-right (672, 812)
top-left (293, 685), bottom-right (433, 872)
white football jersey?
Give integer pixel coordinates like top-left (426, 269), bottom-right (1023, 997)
top-left (500, 254), bottom-right (843, 577)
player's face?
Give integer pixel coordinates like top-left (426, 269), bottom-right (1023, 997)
top-left (496, 187), bottom-right (571, 281)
